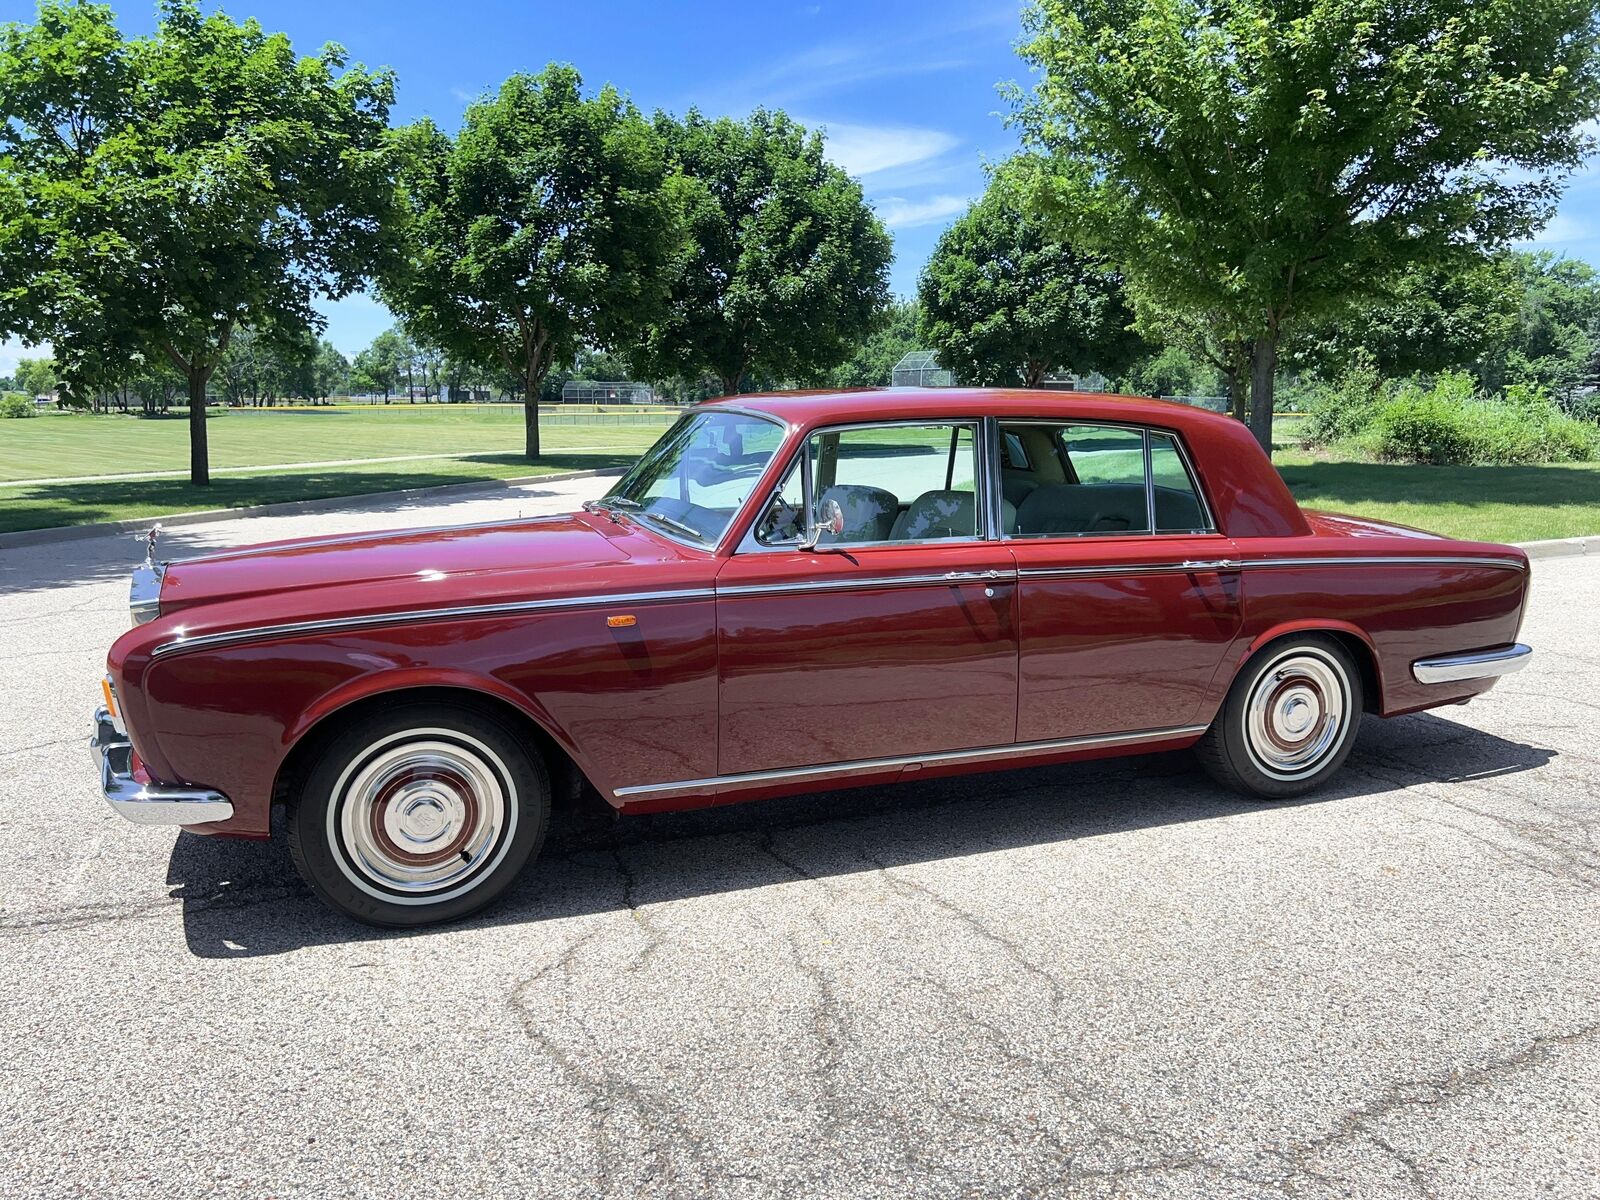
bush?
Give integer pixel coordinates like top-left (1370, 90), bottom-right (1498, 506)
top-left (0, 393), bottom-right (38, 419)
top-left (1300, 367), bottom-right (1600, 465)
top-left (1362, 374), bottom-right (1600, 464)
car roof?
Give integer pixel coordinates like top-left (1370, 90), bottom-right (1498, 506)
top-left (698, 387), bottom-right (1233, 431)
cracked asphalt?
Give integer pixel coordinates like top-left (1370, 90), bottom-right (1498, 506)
top-left (1, 478), bottom-right (1597, 1199)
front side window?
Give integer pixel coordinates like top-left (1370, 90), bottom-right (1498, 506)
top-left (1003, 422), bottom-right (1210, 538)
top-left (603, 410), bottom-right (784, 545)
top-left (754, 422), bottom-right (982, 546)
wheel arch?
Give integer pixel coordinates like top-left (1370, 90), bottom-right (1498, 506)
top-left (272, 678), bottom-right (597, 819)
top-left (1236, 620), bottom-right (1383, 714)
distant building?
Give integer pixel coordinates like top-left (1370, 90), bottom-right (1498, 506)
top-left (560, 380), bottom-right (655, 405)
top-left (891, 350), bottom-right (954, 388)
top-left (1039, 372), bottom-right (1109, 393)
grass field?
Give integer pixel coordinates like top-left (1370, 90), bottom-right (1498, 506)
top-left (0, 405), bottom-right (1596, 541)
top-left (0, 407), bottom-right (667, 533)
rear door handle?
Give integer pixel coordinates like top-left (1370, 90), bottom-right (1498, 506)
top-left (1180, 559), bottom-right (1242, 571)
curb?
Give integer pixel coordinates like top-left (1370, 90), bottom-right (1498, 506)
top-left (0, 469), bottom-right (618, 552)
top-left (1518, 535), bottom-right (1600, 559)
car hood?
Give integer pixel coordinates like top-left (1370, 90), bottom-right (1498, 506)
top-left (157, 513), bottom-right (640, 618)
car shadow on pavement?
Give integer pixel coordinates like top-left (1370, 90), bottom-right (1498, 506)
top-left (167, 710), bottom-right (1556, 959)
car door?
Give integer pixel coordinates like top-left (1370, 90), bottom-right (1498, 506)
top-left (715, 419), bottom-right (1019, 777)
top-left (1002, 421), bottom-right (1243, 742)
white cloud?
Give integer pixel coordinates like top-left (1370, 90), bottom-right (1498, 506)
top-left (1523, 212), bottom-right (1591, 245)
top-left (808, 119), bottom-right (960, 178)
top-left (875, 194), bottom-right (971, 229)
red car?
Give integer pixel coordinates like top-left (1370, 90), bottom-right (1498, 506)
top-left (92, 390), bottom-right (1533, 926)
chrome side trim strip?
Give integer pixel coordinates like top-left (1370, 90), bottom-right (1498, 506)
top-left (717, 570), bottom-right (1014, 599)
top-left (1021, 560), bottom-right (1240, 580)
top-left (1413, 643), bottom-right (1532, 685)
top-left (1240, 555), bottom-right (1527, 572)
top-left (615, 723), bottom-right (1210, 798)
top-left (151, 587), bottom-right (717, 658)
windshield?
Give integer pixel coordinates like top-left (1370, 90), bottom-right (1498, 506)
top-left (602, 410), bottom-right (786, 545)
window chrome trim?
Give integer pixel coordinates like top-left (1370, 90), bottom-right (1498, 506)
top-left (614, 722), bottom-right (1211, 799)
top-left (150, 587), bottom-right (717, 658)
top-left (995, 419), bottom-right (1217, 541)
top-left (741, 416), bottom-right (991, 554)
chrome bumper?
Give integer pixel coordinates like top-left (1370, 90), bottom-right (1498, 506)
top-left (89, 707), bottom-right (233, 826)
top-left (1412, 643), bottom-right (1533, 685)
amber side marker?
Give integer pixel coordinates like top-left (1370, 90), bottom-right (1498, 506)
top-left (100, 676), bottom-right (118, 718)
top-left (606, 614), bottom-right (637, 628)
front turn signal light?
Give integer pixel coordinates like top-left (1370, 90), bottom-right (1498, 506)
top-left (100, 675), bottom-right (119, 719)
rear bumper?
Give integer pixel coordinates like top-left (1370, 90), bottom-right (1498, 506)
top-left (90, 708), bottom-right (234, 826)
top-left (1412, 643), bottom-right (1532, 685)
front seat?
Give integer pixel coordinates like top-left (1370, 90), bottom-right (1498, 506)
top-left (891, 490), bottom-right (977, 540)
top-left (818, 484), bottom-right (899, 544)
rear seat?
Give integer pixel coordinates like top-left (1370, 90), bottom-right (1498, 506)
top-left (1015, 483), bottom-right (1203, 535)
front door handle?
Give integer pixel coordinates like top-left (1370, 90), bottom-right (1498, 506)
top-left (1180, 559), bottom-right (1242, 571)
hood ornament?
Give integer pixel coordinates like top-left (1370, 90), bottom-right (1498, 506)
top-left (135, 523), bottom-right (163, 567)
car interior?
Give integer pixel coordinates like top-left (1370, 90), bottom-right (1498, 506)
top-left (753, 420), bottom-right (1210, 546)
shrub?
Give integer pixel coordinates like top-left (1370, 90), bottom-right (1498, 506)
top-left (0, 393), bottom-right (38, 419)
top-left (1300, 355), bottom-right (1385, 446)
top-left (1363, 374), bottom-right (1600, 464)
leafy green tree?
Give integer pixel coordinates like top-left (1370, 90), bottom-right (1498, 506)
top-left (13, 356), bottom-right (56, 398)
top-left (634, 109), bottom-right (893, 395)
top-left (1122, 345), bottom-right (1220, 399)
top-left (381, 65), bottom-right (679, 457)
top-left (827, 300), bottom-right (922, 388)
top-left (312, 340), bottom-right (350, 401)
top-left (920, 168), bottom-right (1144, 387)
top-left (0, 1), bottom-right (396, 482)
top-left (1016, 0), bottom-right (1600, 447)
top-left (352, 328), bottom-right (409, 402)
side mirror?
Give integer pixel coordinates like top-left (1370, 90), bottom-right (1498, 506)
top-left (798, 498), bottom-right (844, 551)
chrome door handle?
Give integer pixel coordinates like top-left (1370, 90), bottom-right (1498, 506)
top-left (1180, 559), bottom-right (1242, 571)
top-left (944, 569), bottom-right (1009, 580)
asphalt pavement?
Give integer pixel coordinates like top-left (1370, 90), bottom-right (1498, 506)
top-left (1, 478), bottom-right (1596, 1199)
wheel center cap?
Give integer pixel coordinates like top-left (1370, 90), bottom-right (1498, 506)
top-left (392, 793), bottom-right (452, 845)
top-left (1280, 695), bottom-right (1314, 735)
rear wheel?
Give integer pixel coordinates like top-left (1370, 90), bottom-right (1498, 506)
top-left (288, 702), bottom-right (548, 927)
top-left (1198, 635), bottom-right (1363, 799)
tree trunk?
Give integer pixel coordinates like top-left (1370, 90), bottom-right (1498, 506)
top-left (1249, 334), bottom-right (1277, 452)
top-left (524, 368), bottom-right (542, 459)
top-left (1024, 359), bottom-right (1048, 388)
top-left (187, 368), bottom-right (210, 486)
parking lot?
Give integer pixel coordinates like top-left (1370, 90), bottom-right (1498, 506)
top-left (1, 478), bottom-right (1595, 1199)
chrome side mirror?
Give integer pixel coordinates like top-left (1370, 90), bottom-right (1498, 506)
top-left (798, 498), bottom-right (844, 551)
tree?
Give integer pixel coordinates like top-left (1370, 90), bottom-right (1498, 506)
top-left (0, 1), bottom-right (396, 482)
top-left (918, 166), bottom-right (1143, 387)
top-left (827, 300), bottom-right (922, 388)
top-left (13, 356), bottom-right (55, 398)
top-left (381, 66), bottom-right (679, 458)
top-left (633, 109), bottom-right (893, 395)
top-left (352, 329), bottom-right (408, 402)
top-left (1016, 0), bottom-right (1600, 447)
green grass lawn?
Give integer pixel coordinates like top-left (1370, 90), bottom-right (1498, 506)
top-left (0, 405), bottom-right (1596, 542)
top-left (0, 407), bottom-right (666, 533)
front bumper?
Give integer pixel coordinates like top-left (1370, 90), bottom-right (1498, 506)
top-left (1412, 643), bottom-right (1533, 685)
top-left (90, 707), bottom-right (234, 826)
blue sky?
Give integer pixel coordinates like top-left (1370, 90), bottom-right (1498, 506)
top-left (3, 0), bottom-right (1599, 373)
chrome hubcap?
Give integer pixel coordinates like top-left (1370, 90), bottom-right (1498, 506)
top-left (1244, 652), bottom-right (1350, 780)
top-left (332, 731), bottom-right (513, 898)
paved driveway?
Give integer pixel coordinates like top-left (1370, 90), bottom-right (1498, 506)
top-left (1, 481), bottom-right (1595, 1199)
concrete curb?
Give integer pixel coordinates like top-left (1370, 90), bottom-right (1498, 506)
top-left (1517, 535), bottom-right (1600, 559)
top-left (0, 469), bottom-right (617, 552)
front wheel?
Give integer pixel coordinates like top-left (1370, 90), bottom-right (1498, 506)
top-left (288, 702), bottom-right (549, 927)
top-left (1197, 635), bottom-right (1364, 799)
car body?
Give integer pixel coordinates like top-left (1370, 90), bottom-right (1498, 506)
top-left (92, 389), bottom-right (1534, 924)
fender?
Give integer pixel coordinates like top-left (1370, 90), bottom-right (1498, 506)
top-left (281, 665), bottom-right (606, 797)
top-left (1231, 618), bottom-right (1384, 710)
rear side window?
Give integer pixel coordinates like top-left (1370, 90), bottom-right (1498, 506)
top-left (1148, 432), bottom-right (1208, 532)
top-left (1003, 421), bottom-right (1211, 538)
